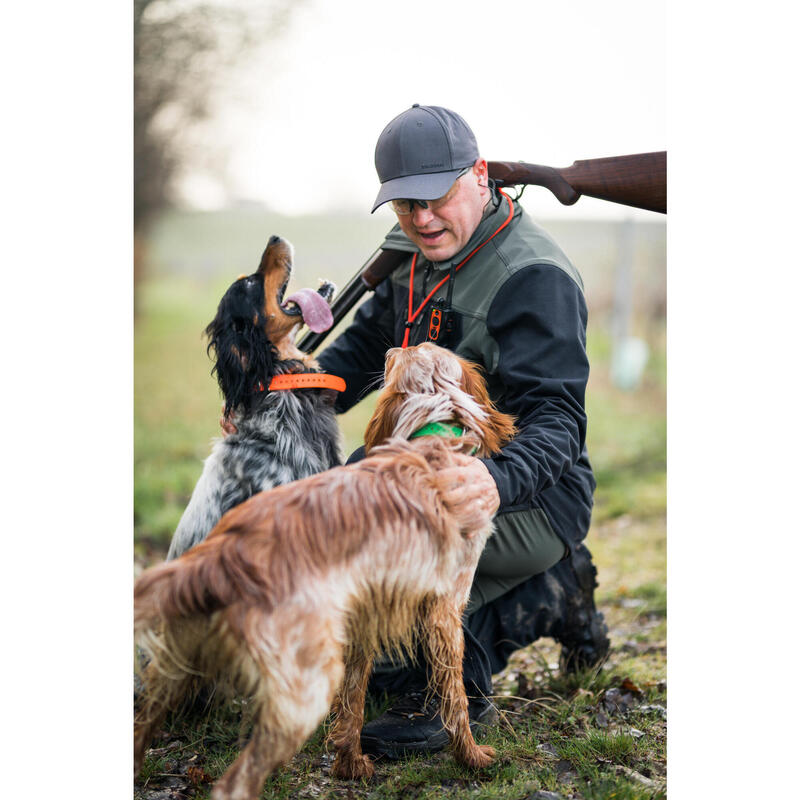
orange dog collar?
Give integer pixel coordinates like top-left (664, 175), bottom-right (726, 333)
top-left (257, 373), bottom-right (346, 393)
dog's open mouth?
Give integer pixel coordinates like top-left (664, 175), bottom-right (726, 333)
top-left (280, 281), bottom-right (336, 333)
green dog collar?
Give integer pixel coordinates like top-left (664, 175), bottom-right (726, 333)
top-left (409, 422), bottom-right (465, 439)
top-left (409, 422), bottom-right (478, 455)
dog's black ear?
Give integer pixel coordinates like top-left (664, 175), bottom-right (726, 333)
top-left (205, 282), bottom-right (278, 416)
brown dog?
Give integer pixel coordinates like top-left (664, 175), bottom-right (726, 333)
top-left (134, 342), bottom-right (516, 798)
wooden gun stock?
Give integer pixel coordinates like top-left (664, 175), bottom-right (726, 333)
top-left (488, 151), bottom-right (666, 214)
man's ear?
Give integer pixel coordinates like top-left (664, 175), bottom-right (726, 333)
top-left (474, 158), bottom-right (490, 192)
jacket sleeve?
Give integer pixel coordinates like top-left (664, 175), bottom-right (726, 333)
top-left (481, 264), bottom-right (589, 509)
top-left (316, 276), bottom-right (398, 413)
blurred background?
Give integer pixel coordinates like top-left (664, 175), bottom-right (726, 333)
top-left (11, 2), bottom-right (797, 794)
top-left (134, 0), bottom-right (666, 639)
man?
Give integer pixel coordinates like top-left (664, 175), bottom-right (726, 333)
top-left (318, 104), bottom-right (609, 759)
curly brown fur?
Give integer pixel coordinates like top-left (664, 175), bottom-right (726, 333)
top-left (135, 343), bottom-right (515, 796)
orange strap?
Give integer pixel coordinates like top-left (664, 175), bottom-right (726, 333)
top-left (402, 190), bottom-right (515, 348)
top-left (258, 373), bottom-right (346, 392)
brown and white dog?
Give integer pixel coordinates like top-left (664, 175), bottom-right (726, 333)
top-left (134, 342), bottom-right (516, 798)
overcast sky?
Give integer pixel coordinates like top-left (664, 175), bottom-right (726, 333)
top-left (187, 0), bottom-right (666, 220)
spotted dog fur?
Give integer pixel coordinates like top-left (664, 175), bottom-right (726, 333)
top-left (166, 235), bottom-right (341, 560)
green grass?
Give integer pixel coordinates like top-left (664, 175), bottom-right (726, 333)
top-left (136, 639), bottom-right (667, 799)
top-left (134, 212), bottom-right (665, 798)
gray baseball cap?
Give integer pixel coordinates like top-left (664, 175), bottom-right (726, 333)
top-left (371, 104), bottom-right (479, 213)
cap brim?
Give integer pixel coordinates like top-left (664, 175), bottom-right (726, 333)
top-left (371, 168), bottom-right (465, 213)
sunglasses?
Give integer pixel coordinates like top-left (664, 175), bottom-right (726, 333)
top-left (389, 166), bottom-right (472, 215)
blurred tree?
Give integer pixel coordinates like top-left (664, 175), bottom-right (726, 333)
top-left (133, 0), bottom-right (302, 307)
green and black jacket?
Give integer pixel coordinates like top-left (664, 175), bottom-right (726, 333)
top-left (319, 191), bottom-right (595, 554)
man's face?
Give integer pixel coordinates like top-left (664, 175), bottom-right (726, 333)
top-left (394, 160), bottom-right (490, 262)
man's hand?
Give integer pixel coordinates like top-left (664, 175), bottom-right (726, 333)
top-left (436, 454), bottom-right (500, 534)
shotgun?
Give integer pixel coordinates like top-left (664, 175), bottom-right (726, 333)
top-left (299, 151), bottom-right (666, 353)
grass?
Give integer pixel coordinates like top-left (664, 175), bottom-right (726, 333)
top-left (134, 212), bottom-right (665, 798)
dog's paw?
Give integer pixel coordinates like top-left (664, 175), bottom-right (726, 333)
top-left (331, 752), bottom-right (375, 781)
top-left (460, 743), bottom-right (496, 769)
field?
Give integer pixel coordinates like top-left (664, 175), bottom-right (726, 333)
top-left (134, 209), bottom-right (666, 799)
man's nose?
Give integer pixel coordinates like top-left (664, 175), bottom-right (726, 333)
top-left (411, 203), bottom-right (435, 226)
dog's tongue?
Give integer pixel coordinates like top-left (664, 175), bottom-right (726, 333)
top-left (284, 289), bottom-right (334, 333)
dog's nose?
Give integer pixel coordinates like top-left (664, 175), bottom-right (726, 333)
top-left (268, 235), bottom-right (282, 247)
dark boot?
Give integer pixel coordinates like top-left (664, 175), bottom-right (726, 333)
top-left (554, 542), bottom-right (610, 672)
top-left (466, 542), bottom-right (609, 675)
top-left (360, 627), bottom-right (498, 759)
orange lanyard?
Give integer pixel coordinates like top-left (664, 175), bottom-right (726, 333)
top-left (402, 190), bottom-right (515, 348)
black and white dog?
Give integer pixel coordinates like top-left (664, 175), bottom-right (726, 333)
top-left (166, 236), bottom-right (343, 560)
